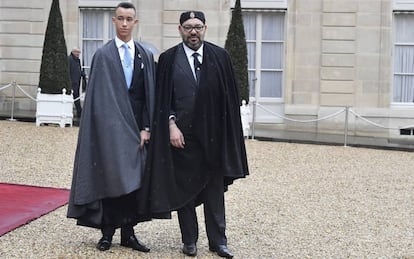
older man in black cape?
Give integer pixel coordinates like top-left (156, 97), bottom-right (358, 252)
top-left (143, 11), bottom-right (248, 258)
top-left (67, 2), bottom-right (167, 253)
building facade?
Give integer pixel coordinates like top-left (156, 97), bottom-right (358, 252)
top-left (1, 0), bottom-right (414, 148)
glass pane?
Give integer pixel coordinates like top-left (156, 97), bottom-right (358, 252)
top-left (107, 11), bottom-right (116, 38)
top-left (393, 75), bottom-right (414, 102)
top-left (394, 14), bottom-right (414, 42)
top-left (247, 42), bottom-right (256, 68)
top-left (261, 42), bottom-right (283, 69)
top-left (243, 12), bottom-right (256, 41)
top-left (82, 40), bottom-right (104, 69)
top-left (260, 71), bottom-right (282, 98)
top-left (262, 13), bottom-right (284, 41)
top-left (394, 45), bottom-right (414, 73)
top-left (82, 11), bottom-right (104, 38)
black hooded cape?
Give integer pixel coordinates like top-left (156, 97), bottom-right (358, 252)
top-left (141, 42), bottom-right (249, 213)
top-left (67, 40), bottom-right (162, 228)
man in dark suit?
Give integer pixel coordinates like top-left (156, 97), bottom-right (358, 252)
top-left (68, 47), bottom-right (86, 118)
top-left (145, 11), bottom-right (249, 258)
top-left (67, 2), bottom-right (158, 253)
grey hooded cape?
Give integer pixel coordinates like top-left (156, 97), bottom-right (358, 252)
top-left (67, 40), bottom-right (157, 228)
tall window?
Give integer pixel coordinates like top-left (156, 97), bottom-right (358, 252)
top-left (80, 9), bottom-right (115, 75)
top-left (243, 11), bottom-right (285, 99)
top-left (393, 13), bottom-right (414, 103)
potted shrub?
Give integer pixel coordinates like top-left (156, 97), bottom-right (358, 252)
top-left (225, 0), bottom-right (249, 104)
top-left (225, 0), bottom-right (251, 137)
top-left (36, 0), bottom-right (73, 127)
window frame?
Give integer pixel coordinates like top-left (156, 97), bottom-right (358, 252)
top-left (79, 8), bottom-right (115, 75)
top-left (232, 0), bottom-right (287, 9)
top-left (243, 9), bottom-right (286, 103)
top-left (394, 0), bottom-right (414, 10)
top-left (392, 11), bottom-right (414, 107)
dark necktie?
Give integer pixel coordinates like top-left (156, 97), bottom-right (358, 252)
top-left (192, 52), bottom-right (201, 85)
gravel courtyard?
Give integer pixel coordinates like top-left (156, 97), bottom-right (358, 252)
top-left (0, 120), bottom-right (413, 259)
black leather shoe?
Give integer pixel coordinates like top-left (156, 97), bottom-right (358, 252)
top-left (120, 235), bottom-right (150, 252)
top-left (182, 243), bottom-right (197, 257)
top-left (209, 245), bottom-right (234, 258)
top-left (96, 236), bottom-right (112, 251)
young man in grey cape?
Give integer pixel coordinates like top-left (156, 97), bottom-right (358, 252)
top-left (67, 2), bottom-right (163, 252)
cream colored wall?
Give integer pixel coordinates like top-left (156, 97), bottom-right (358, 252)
top-left (286, 0), bottom-right (393, 109)
top-left (0, 1), bottom-right (50, 110)
top-left (64, 1), bottom-right (81, 53)
top-left (140, 0), bottom-right (231, 56)
top-left (0, 0), bottom-right (78, 110)
top-left (2, 0), bottom-right (414, 147)
top-left (0, 0), bottom-right (231, 110)
top-left (282, 0), bottom-right (414, 145)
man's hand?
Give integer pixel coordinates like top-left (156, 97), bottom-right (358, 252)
top-left (140, 130), bottom-right (150, 148)
top-left (169, 121), bottom-right (185, 148)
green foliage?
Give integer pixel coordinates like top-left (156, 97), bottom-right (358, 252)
top-left (38, 0), bottom-right (71, 94)
top-left (225, 0), bottom-right (249, 104)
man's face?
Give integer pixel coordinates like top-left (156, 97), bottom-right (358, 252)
top-left (72, 49), bottom-right (81, 58)
top-left (112, 7), bottom-right (138, 42)
top-left (179, 18), bottom-right (206, 51)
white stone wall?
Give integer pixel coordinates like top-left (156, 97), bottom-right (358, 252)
top-left (0, 1), bottom-right (49, 110)
top-left (0, 0), bottom-right (231, 111)
top-left (282, 0), bottom-right (414, 145)
top-left (1, 0), bottom-right (414, 147)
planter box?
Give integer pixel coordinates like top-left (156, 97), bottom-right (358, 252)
top-left (35, 88), bottom-right (73, 127)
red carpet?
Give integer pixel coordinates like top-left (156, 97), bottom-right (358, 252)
top-left (0, 183), bottom-right (69, 236)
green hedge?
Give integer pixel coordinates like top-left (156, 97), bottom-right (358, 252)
top-left (225, 0), bottom-right (249, 104)
top-left (38, 0), bottom-right (71, 94)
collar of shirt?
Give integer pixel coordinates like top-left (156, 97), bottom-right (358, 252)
top-left (182, 43), bottom-right (203, 64)
top-left (115, 37), bottom-right (135, 61)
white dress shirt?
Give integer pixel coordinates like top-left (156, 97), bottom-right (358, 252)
top-left (115, 37), bottom-right (135, 68)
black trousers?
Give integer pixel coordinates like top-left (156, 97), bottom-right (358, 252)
top-left (101, 191), bottom-right (139, 238)
top-left (177, 175), bottom-right (227, 247)
top-left (72, 82), bottom-right (82, 116)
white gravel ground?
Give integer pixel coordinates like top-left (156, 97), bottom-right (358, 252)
top-left (0, 120), bottom-right (413, 259)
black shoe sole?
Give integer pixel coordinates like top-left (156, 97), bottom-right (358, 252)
top-left (120, 243), bottom-right (150, 252)
top-left (209, 247), bottom-right (234, 258)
